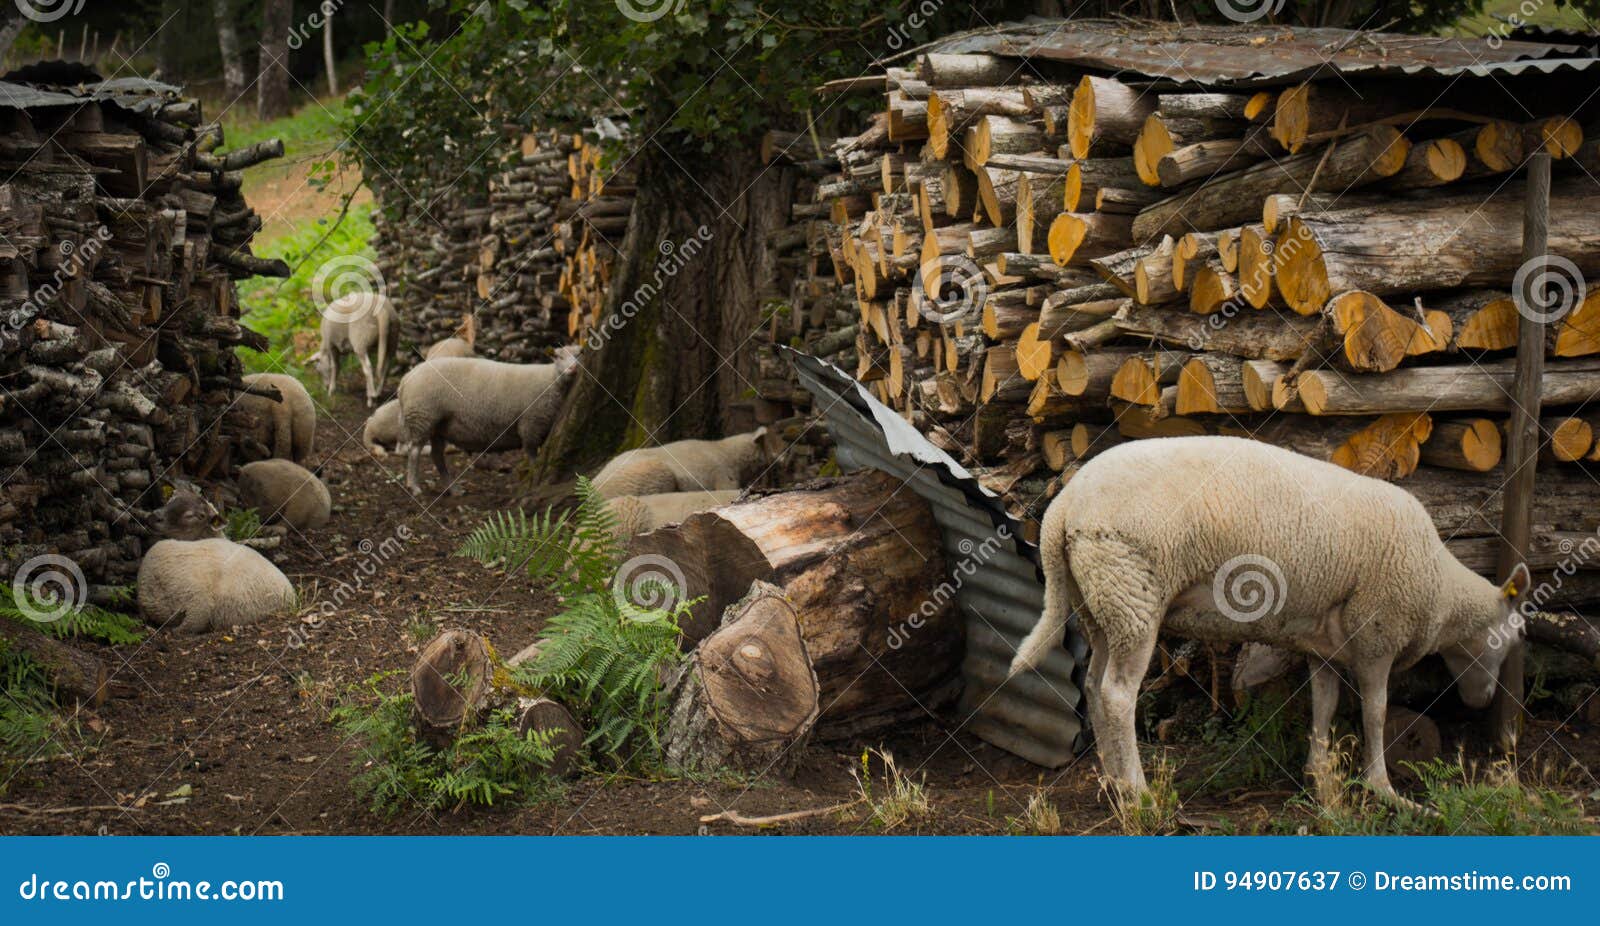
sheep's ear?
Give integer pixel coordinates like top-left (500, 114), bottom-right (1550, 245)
top-left (753, 426), bottom-right (767, 441)
top-left (1500, 562), bottom-right (1532, 599)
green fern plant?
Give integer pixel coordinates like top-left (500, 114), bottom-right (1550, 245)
top-left (0, 587), bottom-right (144, 645)
top-left (331, 670), bottom-right (561, 816)
top-left (458, 478), bottom-right (691, 769)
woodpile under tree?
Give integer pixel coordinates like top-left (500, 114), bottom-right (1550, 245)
top-left (760, 25), bottom-right (1600, 659)
top-left (0, 63), bottom-right (285, 593)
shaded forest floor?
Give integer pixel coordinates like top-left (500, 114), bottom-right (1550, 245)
top-left (3, 396), bottom-right (1599, 835)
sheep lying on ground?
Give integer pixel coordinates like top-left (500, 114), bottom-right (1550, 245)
top-left (316, 293), bottom-right (399, 407)
top-left (590, 429), bottom-right (768, 498)
top-left (237, 373), bottom-right (315, 463)
top-left (607, 490), bottom-right (741, 539)
top-left (396, 355), bottom-right (577, 495)
top-left (238, 459), bottom-right (331, 531)
top-left (1009, 435), bottom-right (1524, 803)
top-left (138, 491), bottom-right (297, 633)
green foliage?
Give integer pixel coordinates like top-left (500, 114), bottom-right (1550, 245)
top-left (1197, 688), bottom-right (1308, 792)
top-left (458, 479), bottom-right (690, 767)
top-left (0, 649), bottom-right (68, 790)
top-left (236, 199), bottom-right (377, 371)
top-left (331, 671), bottom-right (561, 815)
top-left (1283, 755), bottom-right (1591, 835)
top-left (0, 590), bottom-right (144, 646)
top-left (224, 508), bottom-right (263, 543)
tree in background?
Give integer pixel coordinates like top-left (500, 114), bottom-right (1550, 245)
top-left (257, 0), bottom-right (293, 118)
top-left (214, 0), bottom-right (250, 102)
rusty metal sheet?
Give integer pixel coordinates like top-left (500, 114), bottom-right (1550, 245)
top-left (919, 18), bottom-right (1593, 87)
top-left (782, 346), bottom-right (1087, 767)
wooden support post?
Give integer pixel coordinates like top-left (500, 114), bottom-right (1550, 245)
top-left (1491, 151), bottom-right (1552, 751)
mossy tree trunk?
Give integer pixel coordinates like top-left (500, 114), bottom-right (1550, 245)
top-left (532, 146), bottom-right (796, 480)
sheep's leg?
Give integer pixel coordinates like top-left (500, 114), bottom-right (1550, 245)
top-left (1097, 625), bottom-right (1158, 796)
top-left (1353, 656), bottom-right (1398, 799)
top-left (430, 432), bottom-right (463, 496)
top-left (356, 351), bottom-right (377, 408)
top-left (1306, 659), bottom-right (1341, 801)
top-left (405, 442), bottom-right (424, 495)
top-left (1083, 624), bottom-right (1109, 748)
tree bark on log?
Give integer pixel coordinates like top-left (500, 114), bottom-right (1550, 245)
top-left (629, 472), bottom-right (962, 737)
top-left (662, 581), bottom-right (820, 776)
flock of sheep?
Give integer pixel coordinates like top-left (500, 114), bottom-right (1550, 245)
top-left (124, 289), bottom-right (1537, 809)
top-left (133, 292), bottom-right (771, 638)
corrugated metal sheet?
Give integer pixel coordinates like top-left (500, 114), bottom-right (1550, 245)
top-left (782, 347), bottom-right (1087, 767)
top-left (0, 63), bottom-right (182, 115)
top-left (917, 18), bottom-right (1597, 87)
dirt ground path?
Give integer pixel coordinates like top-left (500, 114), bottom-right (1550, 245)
top-left (3, 392), bottom-right (1597, 835)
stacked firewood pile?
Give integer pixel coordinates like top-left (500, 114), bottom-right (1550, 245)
top-left (769, 29), bottom-right (1600, 614)
top-left (0, 66), bottom-right (285, 590)
top-left (553, 120), bottom-right (636, 342)
top-left (475, 129), bottom-right (573, 361)
top-left (373, 195), bottom-right (489, 362)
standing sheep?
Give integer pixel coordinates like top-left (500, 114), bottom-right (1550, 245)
top-left (238, 459), bottom-right (332, 531)
top-left (138, 491), bottom-right (297, 634)
top-left (1009, 436), bottom-right (1524, 802)
top-left (237, 373), bottom-right (316, 463)
top-left (316, 292), bottom-right (399, 407)
top-left (362, 399), bottom-right (408, 456)
top-left (590, 429), bottom-right (769, 499)
top-left (396, 355), bottom-right (576, 495)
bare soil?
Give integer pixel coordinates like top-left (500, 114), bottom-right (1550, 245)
top-left (3, 395), bottom-right (1598, 835)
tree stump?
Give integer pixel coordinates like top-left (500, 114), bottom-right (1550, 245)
top-left (517, 696), bottom-right (585, 777)
top-left (630, 471), bottom-right (962, 736)
top-left (662, 582), bottom-right (820, 776)
top-left (1384, 706), bottom-right (1441, 783)
top-left (410, 629), bottom-right (494, 748)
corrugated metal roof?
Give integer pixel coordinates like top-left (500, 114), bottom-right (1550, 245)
top-left (919, 18), bottom-right (1597, 87)
top-left (0, 66), bottom-right (182, 115)
top-left (783, 347), bottom-right (1087, 767)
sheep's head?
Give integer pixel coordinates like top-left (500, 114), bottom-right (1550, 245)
top-left (151, 490), bottom-right (225, 541)
top-left (1438, 562), bottom-right (1529, 709)
top-left (315, 347), bottom-right (338, 395)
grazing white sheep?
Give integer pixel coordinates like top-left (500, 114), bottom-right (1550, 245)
top-left (237, 373), bottom-right (316, 463)
top-left (238, 459), bottom-right (331, 531)
top-left (316, 293), bottom-right (399, 407)
top-left (395, 355), bottom-right (576, 495)
top-left (590, 429), bottom-right (769, 499)
top-left (1009, 435), bottom-right (1524, 802)
top-left (425, 337), bottom-right (475, 360)
top-left (138, 491), bottom-right (296, 634)
top-left (362, 399), bottom-right (408, 456)
top-left (607, 490), bottom-right (741, 539)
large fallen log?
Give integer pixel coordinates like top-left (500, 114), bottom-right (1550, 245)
top-left (629, 471), bottom-right (962, 737)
